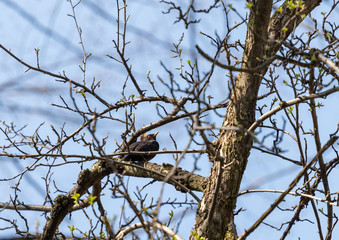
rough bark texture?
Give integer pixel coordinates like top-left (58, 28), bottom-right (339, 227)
top-left (40, 160), bottom-right (206, 239)
top-left (192, 0), bottom-right (322, 239)
top-left (192, 2), bottom-right (273, 239)
top-left (41, 161), bottom-right (113, 240)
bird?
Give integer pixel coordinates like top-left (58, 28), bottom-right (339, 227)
top-left (121, 131), bottom-right (159, 162)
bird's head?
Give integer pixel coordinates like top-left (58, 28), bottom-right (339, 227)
top-left (140, 131), bottom-right (159, 141)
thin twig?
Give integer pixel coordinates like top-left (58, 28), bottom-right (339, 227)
top-left (238, 136), bottom-right (338, 240)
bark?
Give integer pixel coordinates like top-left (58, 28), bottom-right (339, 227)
top-left (41, 160), bottom-right (206, 239)
top-left (41, 161), bottom-right (113, 240)
top-left (192, 0), bottom-right (321, 239)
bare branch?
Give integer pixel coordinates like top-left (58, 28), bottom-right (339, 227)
top-left (115, 221), bottom-right (184, 240)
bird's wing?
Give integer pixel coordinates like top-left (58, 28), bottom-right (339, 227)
top-left (120, 142), bottom-right (139, 161)
top-left (135, 141), bottom-right (159, 151)
top-left (126, 142), bottom-right (139, 151)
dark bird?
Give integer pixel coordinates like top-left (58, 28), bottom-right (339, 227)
top-left (121, 131), bottom-right (159, 162)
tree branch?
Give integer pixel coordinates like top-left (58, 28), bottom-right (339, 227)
top-left (248, 86), bottom-right (339, 132)
top-left (238, 136), bottom-right (338, 240)
top-left (115, 221), bottom-right (184, 240)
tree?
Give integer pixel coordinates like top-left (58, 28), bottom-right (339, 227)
top-left (0, 0), bottom-right (338, 239)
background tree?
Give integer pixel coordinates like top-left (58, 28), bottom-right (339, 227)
top-left (0, 0), bottom-right (338, 239)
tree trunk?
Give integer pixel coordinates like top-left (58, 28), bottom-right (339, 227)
top-left (192, 2), bottom-right (273, 239)
top-left (192, 0), bottom-right (322, 239)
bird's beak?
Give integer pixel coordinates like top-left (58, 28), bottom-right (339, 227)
top-left (153, 131), bottom-right (159, 137)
